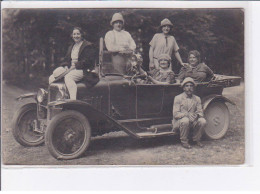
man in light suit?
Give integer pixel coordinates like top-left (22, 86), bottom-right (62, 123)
top-left (172, 77), bottom-right (207, 149)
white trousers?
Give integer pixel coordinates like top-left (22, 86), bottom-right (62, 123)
top-left (64, 69), bottom-right (83, 100)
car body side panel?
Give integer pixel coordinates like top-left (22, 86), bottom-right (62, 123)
top-left (48, 100), bottom-right (140, 138)
top-left (107, 76), bottom-right (136, 120)
top-left (136, 84), bottom-right (164, 117)
top-left (46, 76), bottom-right (236, 138)
top-left (76, 78), bottom-right (110, 115)
top-left (195, 84), bottom-right (223, 98)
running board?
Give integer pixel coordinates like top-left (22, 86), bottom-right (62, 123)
top-left (136, 131), bottom-right (177, 138)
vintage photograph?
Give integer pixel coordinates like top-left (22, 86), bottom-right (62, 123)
top-left (1, 7), bottom-right (244, 165)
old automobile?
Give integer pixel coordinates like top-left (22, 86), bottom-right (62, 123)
top-left (12, 38), bottom-right (241, 160)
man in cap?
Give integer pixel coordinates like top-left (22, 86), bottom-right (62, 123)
top-left (105, 13), bottom-right (136, 52)
top-left (172, 77), bottom-right (207, 149)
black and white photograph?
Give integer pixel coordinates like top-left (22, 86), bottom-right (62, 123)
top-left (1, 3), bottom-right (245, 166)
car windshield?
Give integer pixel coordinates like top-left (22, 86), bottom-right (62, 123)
top-left (101, 51), bottom-right (133, 76)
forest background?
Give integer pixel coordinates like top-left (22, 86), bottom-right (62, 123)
top-left (2, 8), bottom-right (244, 88)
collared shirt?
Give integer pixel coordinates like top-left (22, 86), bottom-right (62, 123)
top-left (71, 41), bottom-right (83, 66)
top-left (172, 92), bottom-right (204, 120)
top-left (178, 62), bottom-right (214, 82)
top-left (104, 30), bottom-right (136, 52)
top-left (149, 33), bottom-right (179, 59)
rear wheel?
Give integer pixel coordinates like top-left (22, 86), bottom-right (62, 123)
top-left (45, 110), bottom-right (91, 160)
top-left (12, 103), bottom-right (44, 146)
top-left (204, 101), bottom-right (230, 139)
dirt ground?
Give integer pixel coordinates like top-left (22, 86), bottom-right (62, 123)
top-left (1, 81), bottom-right (245, 165)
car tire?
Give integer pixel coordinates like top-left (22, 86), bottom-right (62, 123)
top-left (45, 110), bottom-right (91, 160)
top-left (12, 103), bottom-right (45, 146)
top-left (204, 101), bottom-right (230, 139)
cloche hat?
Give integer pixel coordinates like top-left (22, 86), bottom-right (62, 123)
top-left (158, 53), bottom-right (171, 62)
top-left (49, 67), bottom-right (70, 84)
top-left (160, 18), bottom-right (173, 27)
top-left (110, 13), bottom-right (124, 26)
top-left (181, 77), bottom-right (197, 88)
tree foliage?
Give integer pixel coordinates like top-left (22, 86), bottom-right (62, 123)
top-left (2, 8), bottom-right (244, 87)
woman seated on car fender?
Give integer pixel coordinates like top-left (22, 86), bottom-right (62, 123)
top-left (49, 27), bottom-right (98, 100)
top-left (178, 50), bottom-right (215, 83)
top-left (147, 54), bottom-right (176, 84)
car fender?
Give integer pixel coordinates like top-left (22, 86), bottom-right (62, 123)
top-left (202, 94), bottom-right (235, 111)
top-left (16, 93), bottom-right (37, 101)
top-left (48, 100), bottom-right (139, 138)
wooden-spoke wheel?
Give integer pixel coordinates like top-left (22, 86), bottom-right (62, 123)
top-left (45, 110), bottom-right (91, 160)
top-left (12, 103), bottom-right (44, 146)
top-left (204, 101), bottom-right (230, 139)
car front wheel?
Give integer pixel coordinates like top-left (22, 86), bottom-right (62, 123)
top-left (204, 101), bottom-right (230, 139)
top-left (12, 103), bottom-right (45, 146)
top-left (45, 110), bottom-right (91, 160)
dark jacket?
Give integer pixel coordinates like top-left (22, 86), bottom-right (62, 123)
top-left (61, 40), bottom-right (99, 86)
top-left (178, 63), bottom-right (214, 83)
top-left (61, 40), bottom-right (96, 72)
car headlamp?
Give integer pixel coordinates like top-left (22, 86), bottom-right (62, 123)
top-left (37, 88), bottom-right (48, 103)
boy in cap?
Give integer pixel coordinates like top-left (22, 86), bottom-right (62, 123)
top-left (172, 77), bottom-right (207, 149)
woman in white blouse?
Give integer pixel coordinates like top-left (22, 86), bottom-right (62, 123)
top-left (105, 13), bottom-right (136, 52)
top-left (104, 13), bottom-right (137, 74)
top-left (61, 27), bottom-right (96, 100)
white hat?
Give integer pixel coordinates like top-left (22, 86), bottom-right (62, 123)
top-left (49, 67), bottom-right (70, 84)
top-left (158, 53), bottom-right (171, 62)
top-left (110, 13), bottom-right (124, 25)
top-left (160, 18), bottom-right (173, 27)
top-left (181, 77), bottom-right (197, 88)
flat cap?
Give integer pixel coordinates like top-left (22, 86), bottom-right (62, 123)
top-left (181, 77), bottom-right (197, 87)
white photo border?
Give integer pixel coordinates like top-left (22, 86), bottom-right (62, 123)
top-left (1, 0), bottom-right (259, 190)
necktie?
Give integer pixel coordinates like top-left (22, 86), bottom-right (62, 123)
top-left (165, 36), bottom-right (168, 47)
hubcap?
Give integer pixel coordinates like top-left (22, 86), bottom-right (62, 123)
top-left (204, 102), bottom-right (229, 139)
top-left (53, 118), bottom-right (86, 155)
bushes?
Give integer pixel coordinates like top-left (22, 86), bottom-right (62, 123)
top-left (2, 8), bottom-right (244, 89)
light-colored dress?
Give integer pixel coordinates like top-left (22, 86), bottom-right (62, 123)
top-left (149, 33), bottom-right (179, 69)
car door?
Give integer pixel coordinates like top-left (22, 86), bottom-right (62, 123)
top-left (108, 76), bottom-right (136, 120)
top-left (136, 84), bottom-right (165, 118)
